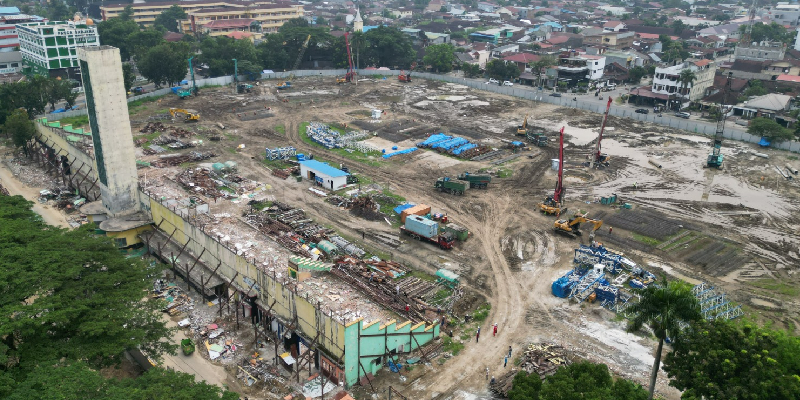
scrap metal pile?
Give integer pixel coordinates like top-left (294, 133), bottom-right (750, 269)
top-left (140, 122), bottom-right (195, 138)
top-left (237, 354), bottom-right (290, 393)
top-left (151, 151), bottom-right (216, 167)
top-left (326, 195), bottom-right (386, 221)
top-left (176, 167), bottom-right (224, 198)
top-left (272, 166), bottom-right (299, 179)
top-left (244, 202), bottom-right (336, 258)
top-left (490, 343), bottom-right (571, 397)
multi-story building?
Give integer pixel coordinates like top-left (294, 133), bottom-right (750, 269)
top-left (583, 31), bottom-right (634, 50)
top-left (0, 7), bottom-right (45, 73)
top-left (557, 53), bottom-right (606, 86)
top-left (651, 59), bottom-right (716, 106)
top-left (734, 41), bottom-right (786, 61)
top-left (18, 20), bottom-right (99, 78)
top-left (101, 1), bottom-right (304, 34)
top-left (197, 18), bottom-right (262, 40)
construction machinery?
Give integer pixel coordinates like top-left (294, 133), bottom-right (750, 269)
top-left (554, 214), bottom-right (603, 239)
top-left (526, 131), bottom-right (548, 146)
top-left (539, 127), bottom-right (566, 216)
top-left (400, 215), bottom-right (455, 250)
top-left (175, 56), bottom-right (199, 99)
top-left (169, 108), bottom-right (200, 122)
top-left (434, 177), bottom-right (469, 195)
top-left (237, 83), bottom-right (253, 93)
top-left (707, 72), bottom-right (733, 168)
top-left (337, 32), bottom-right (357, 84)
top-left (590, 97), bottom-right (613, 168)
top-left (457, 172), bottom-right (491, 188)
top-left (398, 64), bottom-right (414, 83)
top-left (517, 115), bottom-right (529, 135)
top-left (278, 34), bottom-right (311, 90)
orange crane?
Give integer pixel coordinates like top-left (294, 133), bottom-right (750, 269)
top-left (337, 32), bottom-right (356, 84)
top-left (591, 97), bottom-right (613, 168)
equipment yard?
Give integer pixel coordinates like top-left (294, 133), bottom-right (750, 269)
top-left (56, 76), bottom-right (800, 399)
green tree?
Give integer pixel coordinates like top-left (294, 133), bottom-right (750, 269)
top-left (153, 5), bottom-right (187, 32)
top-left (256, 34), bottom-right (290, 71)
top-left (4, 109), bottom-right (35, 156)
top-left (199, 36), bottom-right (259, 77)
top-left (107, 367), bottom-right (240, 400)
top-left (0, 197), bottom-right (176, 379)
top-left (743, 80), bottom-right (768, 97)
top-left (506, 362), bottom-right (648, 400)
top-left (135, 42), bottom-right (190, 87)
top-left (48, 0), bottom-right (71, 21)
top-left (45, 78), bottom-right (76, 111)
top-left (128, 28), bottom-right (167, 61)
top-left (663, 320), bottom-right (800, 400)
top-left (119, 5), bottom-right (134, 21)
top-left (748, 117), bottom-right (794, 142)
top-left (628, 65), bottom-right (647, 83)
top-left (529, 55), bottom-right (557, 86)
top-left (97, 17), bottom-right (140, 60)
top-left (663, 41), bottom-right (685, 63)
top-left (508, 370), bottom-right (542, 400)
top-left (626, 280), bottom-right (701, 399)
top-left (316, 16), bottom-right (327, 25)
top-left (671, 19), bottom-right (686, 34)
top-left (122, 63), bottom-right (136, 93)
top-left (423, 43), bottom-right (456, 72)
top-left (461, 63), bottom-right (482, 78)
top-left (739, 22), bottom-right (793, 44)
top-left (677, 69), bottom-right (696, 103)
top-left (363, 26), bottom-right (415, 68)
top-left (486, 59), bottom-right (519, 81)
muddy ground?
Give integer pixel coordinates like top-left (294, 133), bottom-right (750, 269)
top-left (113, 76), bottom-right (800, 399)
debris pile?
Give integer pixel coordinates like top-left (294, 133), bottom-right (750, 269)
top-left (177, 168), bottom-right (224, 198)
top-left (0, 181), bottom-right (8, 196)
top-left (349, 196), bottom-right (385, 221)
top-left (139, 122), bottom-right (195, 138)
top-left (272, 166), bottom-right (298, 179)
top-left (244, 202), bottom-right (336, 258)
top-left (151, 151), bottom-right (216, 167)
top-left (490, 343), bottom-right (571, 396)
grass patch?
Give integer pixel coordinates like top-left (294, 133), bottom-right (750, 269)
top-left (788, 155), bottom-right (798, 161)
top-left (496, 167), bottom-right (513, 178)
top-left (431, 289), bottom-right (452, 304)
top-left (251, 201), bottom-right (273, 211)
top-left (128, 94), bottom-right (167, 111)
top-left (219, 186), bottom-right (235, 194)
top-left (442, 336), bottom-right (465, 356)
top-left (298, 122), bottom-right (383, 167)
top-left (263, 158), bottom-right (293, 170)
top-left (749, 279), bottom-right (800, 297)
top-left (374, 189), bottom-right (406, 215)
top-left (408, 270), bottom-right (437, 282)
top-left (274, 125), bottom-right (285, 135)
top-left (58, 115), bottom-right (90, 128)
top-left (632, 233), bottom-right (660, 246)
top-left (472, 303), bottom-right (491, 322)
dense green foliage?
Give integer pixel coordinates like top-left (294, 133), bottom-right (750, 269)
top-left (508, 362), bottom-right (648, 400)
top-left (461, 63), bottom-right (482, 78)
top-left (423, 43), bottom-right (456, 72)
top-left (748, 117), bottom-right (795, 142)
top-left (153, 5), bottom-right (187, 33)
top-left (4, 109), bottom-right (35, 156)
top-left (136, 42), bottom-right (191, 87)
top-left (626, 280), bottom-right (701, 399)
top-left (628, 66), bottom-right (647, 83)
top-left (739, 22), bottom-right (793, 44)
top-left (97, 11), bottom-right (140, 61)
top-left (486, 59), bottom-right (520, 81)
top-left (663, 320), bottom-right (800, 399)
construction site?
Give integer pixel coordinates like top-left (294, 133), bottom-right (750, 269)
top-left (19, 54), bottom-right (800, 399)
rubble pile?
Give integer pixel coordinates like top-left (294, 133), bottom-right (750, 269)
top-left (490, 343), bottom-right (572, 397)
top-left (140, 122), bottom-right (167, 133)
top-left (245, 202), bottom-right (336, 258)
top-left (0, 181), bottom-right (8, 196)
top-left (151, 151), bottom-right (216, 167)
top-left (271, 166), bottom-right (298, 179)
top-left (176, 168), bottom-right (224, 198)
top-left (4, 157), bottom-right (60, 188)
top-left (139, 122), bottom-right (195, 138)
top-left (349, 196), bottom-right (385, 221)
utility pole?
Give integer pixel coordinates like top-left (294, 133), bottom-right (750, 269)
top-left (232, 58), bottom-right (238, 94)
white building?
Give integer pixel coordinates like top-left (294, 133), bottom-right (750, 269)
top-left (557, 54), bottom-right (606, 84)
top-left (0, 8), bottom-right (45, 73)
top-left (299, 160), bottom-right (350, 190)
top-left (18, 19), bottom-right (99, 78)
top-left (651, 59), bottom-right (716, 105)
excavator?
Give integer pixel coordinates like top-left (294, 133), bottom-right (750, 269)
top-left (517, 115), bottom-right (528, 136)
top-left (554, 213), bottom-right (604, 239)
top-left (169, 108), bottom-right (200, 122)
top-left (398, 63), bottom-right (415, 82)
top-left (337, 32), bottom-right (356, 84)
top-left (539, 127), bottom-right (566, 216)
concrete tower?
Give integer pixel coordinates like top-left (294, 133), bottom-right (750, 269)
top-left (78, 46), bottom-right (139, 217)
top-left (354, 8), bottom-right (363, 33)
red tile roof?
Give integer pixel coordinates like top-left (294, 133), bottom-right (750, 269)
top-left (693, 59), bottom-right (712, 67)
top-left (503, 53), bottom-right (541, 63)
top-left (777, 74), bottom-right (800, 82)
top-left (203, 18), bottom-right (255, 28)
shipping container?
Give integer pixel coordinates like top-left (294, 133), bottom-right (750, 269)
top-left (400, 204), bottom-right (432, 223)
top-left (444, 223), bottom-right (470, 241)
top-left (404, 215), bottom-right (439, 239)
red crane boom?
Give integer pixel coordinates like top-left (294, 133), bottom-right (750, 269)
top-left (592, 97), bottom-right (613, 168)
top-left (344, 32), bottom-right (355, 81)
top-left (554, 126), bottom-right (565, 204)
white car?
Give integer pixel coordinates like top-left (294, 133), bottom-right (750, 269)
top-left (503, 81), bottom-right (514, 86)
top-left (487, 78), bottom-right (499, 84)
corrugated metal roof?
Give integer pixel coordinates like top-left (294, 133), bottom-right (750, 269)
top-left (299, 160), bottom-right (349, 178)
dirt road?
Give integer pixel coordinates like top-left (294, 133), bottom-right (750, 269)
top-left (160, 317), bottom-right (230, 387)
top-left (0, 156), bottom-right (70, 228)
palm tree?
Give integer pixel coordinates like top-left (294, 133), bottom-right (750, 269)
top-left (677, 69), bottom-right (696, 109)
top-left (626, 280), bottom-right (701, 399)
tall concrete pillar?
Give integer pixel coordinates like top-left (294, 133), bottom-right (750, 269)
top-left (78, 46), bottom-right (139, 217)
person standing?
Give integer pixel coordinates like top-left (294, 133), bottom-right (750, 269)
top-left (485, 367), bottom-right (489, 380)
top-left (609, 227), bottom-right (613, 234)
top-left (508, 346), bottom-right (512, 358)
top-left (493, 323), bottom-right (498, 337)
top-left (405, 304), bottom-right (410, 313)
top-left (476, 327), bottom-right (481, 343)
top-left (504, 355), bottom-right (508, 368)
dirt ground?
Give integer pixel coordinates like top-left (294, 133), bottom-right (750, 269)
top-left (45, 76), bottom-right (800, 399)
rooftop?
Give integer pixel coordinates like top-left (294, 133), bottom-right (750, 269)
top-left (743, 93), bottom-right (793, 111)
top-left (299, 160), bottom-right (349, 178)
top-left (203, 18), bottom-right (256, 28)
top-left (98, 212), bottom-right (153, 232)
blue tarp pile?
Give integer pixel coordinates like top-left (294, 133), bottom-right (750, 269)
top-left (758, 136), bottom-right (771, 147)
top-left (417, 133), bottom-right (479, 156)
top-left (393, 203), bottom-right (415, 214)
top-left (383, 147), bottom-right (418, 158)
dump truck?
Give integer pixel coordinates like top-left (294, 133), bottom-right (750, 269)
top-left (526, 131), bottom-right (548, 147)
top-left (401, 215), bottom-right (455, 250)
top-left (434, 177), bottom-right (469, 195)
top-left (457, 172), bottom-right (491, 189)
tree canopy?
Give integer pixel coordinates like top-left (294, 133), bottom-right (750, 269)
top-left (4, 109), bottom-right (35, 156)
top-left (663, 320), bottom-right (800, 400)
top-left (199, 36), bottom-right (259, 77)
top-left (423, 43), bottom-right (456, 73)
top-left (739, 22), bottom-right (793, 44)
top-left (486, 59), bottom-right (520, 81)
top-left (747, 117), bottom-right (795, 142)
top-left (153, 5), bottom-right (187, 33)
top-left (508, 362), bottom-right (648, 400)
top-left (97, 17), bottom-right (140, 61)
top-left (136, 42), bottom-right (191, 87)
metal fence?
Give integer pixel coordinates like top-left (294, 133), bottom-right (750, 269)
top-left (44, 68), bottom-right (800, 153)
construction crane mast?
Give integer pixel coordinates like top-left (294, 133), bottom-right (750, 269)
top-left (707, 72), bottom-right (733, 168)
top-left (344, 32), bottom-right (355, 82)
top-left (741, 0), bottom-right (759, 45)
top-left (538, 127), bottom-right (566, 216)
top-left (278, 34), bottom-right (312, 90)
top-left (591, 97), bottom-right (613, 168)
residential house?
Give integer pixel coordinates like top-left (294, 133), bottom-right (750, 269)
top-left (502, 52), bottom-right (540, 72)
top-left (650, 59), bottom-right (716, 108)
top-left (491, 43), bottom-right (519, 57)
top-left (583, 31), bottom-right (634, 50)
top-left (391, 8), bottom-right (413, 19)
top-left (557, 52), bottom-right (606, 86)
top-left (734, 41), bottom-right (787, 62)
top-left (761, 4), bottom-right (800, 27)
top-left (732, 93), bottom-right (793, 125)
top-left (201, 18), bottom-right (262, 40)
top-left (603, 62), bottom-right (629, 83)
top-left (603, 20), bottom-right (626, 32)
top-left (477, 2), bottom-right (500, 13)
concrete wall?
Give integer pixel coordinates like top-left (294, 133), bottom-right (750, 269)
top-left (78, 46), bottom-right (139, 217)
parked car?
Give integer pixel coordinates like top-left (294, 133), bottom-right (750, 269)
top-left (635, 108), bottom-right (649, 114)
top-left (503, 81), bottom-right (513, 86)
top-left (487, 78), bottom-right (499, 84)
top-left (674, 112), bottom-right (691, 119)
top-left (550, 93), bottom-right (562, 97)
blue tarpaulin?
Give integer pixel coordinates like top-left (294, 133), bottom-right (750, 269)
top-left (393, 203), bottom-right (416, 214)
top-left (759, 137), bottom-right (771, 147)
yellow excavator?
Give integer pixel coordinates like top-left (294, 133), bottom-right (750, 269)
top-left (554, 214), bottom-right (603, 239)
top-left (169, 108), bottom-right (200, 123)
top-left (517, 114), bottom-right (528, 136)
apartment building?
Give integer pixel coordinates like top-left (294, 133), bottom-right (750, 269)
top-left (583, 31), bottom-right (634, 50)
top-left (557, 53), bottom-right (606, 86)
top-left (18, 20), bottom-right (99, 78)
top-left (100, 1), bottom-right (303, 34)
top-left (651, 59), bottom-right (716, 104)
